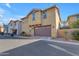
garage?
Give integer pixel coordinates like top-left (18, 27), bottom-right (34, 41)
top-left (34, 25), bottom-right (51, 36)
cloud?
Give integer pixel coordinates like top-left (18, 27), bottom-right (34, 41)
top-left (0, 15), bottom-right (3, 18)
top-left (0, 8), bottom-right (5, 18)
top-left (6, 3), bottom-right (11, 8)
top-left (17, 15), bottom-right (24, 18)
top-left (0, 8), bottom-right (5, 14)
top-left (12, 15), bottom-right (24, 20)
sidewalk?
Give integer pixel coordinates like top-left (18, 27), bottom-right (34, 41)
top-left (55, 38), bottom-right (79, 43)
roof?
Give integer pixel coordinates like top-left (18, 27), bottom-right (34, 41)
top-left (67, 13), bottom-right (79, 21)
top-left (43, 5), bottom-right (59, 11)
top-left (21, 9), bottom-right (42, 20)
top-left (69, 13), bottom-right (79, 17)
top-left (26, 9), bottom-right (42, 19)
top-left (8, 20), bottom-right (22, 25)
top-left (21, 5), bottom-right (60, 20)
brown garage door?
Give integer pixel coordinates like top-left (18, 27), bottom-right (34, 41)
top-left (34, 26), bottom-right (51, 36)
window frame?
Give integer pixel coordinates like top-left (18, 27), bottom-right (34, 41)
top-left (42, 11), bottom-right (47, 19)
top-left (32, 12), bottom-right (35, 21)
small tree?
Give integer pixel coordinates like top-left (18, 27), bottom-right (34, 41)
top-left (70, 20), bottom-right (79, 28)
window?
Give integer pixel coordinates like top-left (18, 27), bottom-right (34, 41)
top-left (42, 12), bottom-right (47, 19)
top-left (32, 12), bottom-right (35, 20)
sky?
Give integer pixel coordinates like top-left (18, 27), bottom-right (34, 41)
top-left (0, 3), bottom-right (79, 24)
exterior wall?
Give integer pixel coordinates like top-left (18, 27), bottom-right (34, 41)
top-left (55, 8), bottom-right (61, 29)
top-left (27, 11), bottom-right (42, 25)
top-left (21, 18), bottom-right (30, 35)
top-left (41, 10), bottom-right (51, 25)
top-left (8, 24), bottom-right (11, 34)
top-left (51, 8), bottom-right (61, 38)
top-left (27, 11), bottom-right (42, 36)
top-left (33, 11), bottom-right (42, 25)
top-left (15, 21), bottom-right (22, 35)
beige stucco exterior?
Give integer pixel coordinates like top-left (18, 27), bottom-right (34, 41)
top-left (21, 6), bottom-right (61, 38)
top-left (21, 18), bottom-right (29, 34)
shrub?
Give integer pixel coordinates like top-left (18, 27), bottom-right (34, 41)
top-left (72, 30), bottom-right (79, 41)
top-left (20, 31), bottom-right (26, 36)
top-left (20, 31), bottom-right (31, 37)
top-left (70, 20), bottom-right (79, 28)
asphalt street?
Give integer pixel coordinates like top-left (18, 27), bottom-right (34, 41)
top-left (0, 36), bottom-right (79, 56)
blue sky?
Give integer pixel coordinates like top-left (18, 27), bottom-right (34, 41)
top-left (0, 3), bottom-right (79, 24)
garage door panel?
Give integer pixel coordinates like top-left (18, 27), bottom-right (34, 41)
top-left (34, 26), bottom-right (51, 36)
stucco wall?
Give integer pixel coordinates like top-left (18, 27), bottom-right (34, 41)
top-left (21, 18), bottom-right (30, 35)
top-left (55, 8), bottom-right (61, 29)
top-left (33, 11), bottom-right (42, 25)
top-left (15, 21), bottom-right (22, 35)
top-left (41, 10), bottom-right (52, 25)
top-left (28, 11), bottom-right (42, 25)
top-left (51, 8), bottom-right (61, 38)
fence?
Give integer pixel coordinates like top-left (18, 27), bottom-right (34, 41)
top-left (57, 28), bottom-right (79, 40)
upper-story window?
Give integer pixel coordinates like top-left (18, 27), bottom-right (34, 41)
top-left (42, 12), bottom-right (47, 19)
top-left (32, 12), bottom-right (35, 21)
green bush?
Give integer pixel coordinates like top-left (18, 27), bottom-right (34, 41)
top-left (20, 31), bottom-right (31, 37)
top-left (72, 30), bottom-right (79, 41)
top-left (20, 31), bottom-right (26, 36)
top-left (70, 20), bottom-right (79, 28)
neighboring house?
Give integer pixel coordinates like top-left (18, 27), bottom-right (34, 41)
top-left (0, 23), bottom-right (4, 33)
top-left (58, 14), bottom-right (79, 39)
top-left (8, 20), bottom-right (22, 35)
top-left (3, 24), bottom-right (8, 33)
top-left (67, 14), bottom-right (79, 27)
top-left (8, 20), bottom-right (16, 34)
top-left (60, 21), bottom-right (69, 29)
top-left (21, 5), bottom-right (61, 38)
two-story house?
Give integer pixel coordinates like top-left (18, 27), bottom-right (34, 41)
top-left (21, 5), bottom-right (61, 38)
